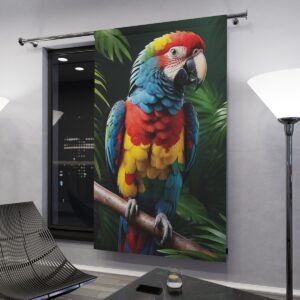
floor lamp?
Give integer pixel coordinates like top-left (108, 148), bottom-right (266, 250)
top-left (0, 97), bottom-right (9, 111)
top-left (52, 110), bottom-right (64, 126)
top-left (248, 68), bottom-right (300, 300)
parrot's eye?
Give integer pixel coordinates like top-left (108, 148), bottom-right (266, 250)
top-left (170, 48), bottom-right (177, 56)
top-left (167, 46), bottom-right (186, 59)
top-left (192, 48), bottom-right (202, 56)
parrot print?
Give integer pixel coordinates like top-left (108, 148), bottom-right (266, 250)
top-left (105, 31), bottom-right (207, 255)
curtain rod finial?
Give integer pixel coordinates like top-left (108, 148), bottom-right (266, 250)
top-left (18, 38), bottom-right (24, 46)
top-left (233, 18), bottom-right (239, 25)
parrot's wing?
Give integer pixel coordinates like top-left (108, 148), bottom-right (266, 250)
top-left (105, 100), bottom-right (126, 177)
top-left (183, 101), bottom-right (199, 173)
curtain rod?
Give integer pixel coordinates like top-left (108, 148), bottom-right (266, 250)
top-left (18, 11), bottom-right (247, 47)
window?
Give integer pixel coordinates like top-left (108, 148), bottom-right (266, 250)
top-left (48, 46), bottom-right (95, 241)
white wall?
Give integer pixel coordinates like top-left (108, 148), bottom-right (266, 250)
top-left (1, 0), bottom-right (300, 291)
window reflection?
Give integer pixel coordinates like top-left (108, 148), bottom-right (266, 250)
top-left (50, 48), bottom-right (95, 234)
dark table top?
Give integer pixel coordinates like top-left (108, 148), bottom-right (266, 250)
top-left (105, 268), bottom-right (274, 300)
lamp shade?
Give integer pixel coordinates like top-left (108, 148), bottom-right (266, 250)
top-left (52, 110), bottom-right (64, 126)
top-left (0, 97), bottom-right (9, 111)
top-left (248, 68), bottom-right (300, 119)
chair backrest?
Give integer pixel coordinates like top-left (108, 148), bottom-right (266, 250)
top-left (0, 202), bottom-right (91, 299)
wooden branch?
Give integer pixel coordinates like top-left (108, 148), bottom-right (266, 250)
top-left (94, 182), bottom-right (218, 259)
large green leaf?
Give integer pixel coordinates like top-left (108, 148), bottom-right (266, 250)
top-left (94, 29), bottom-right (132, 249)
top-left (157, 249), bottom-right (216, 261)
top-left (95, 203), bottom-right (119, 251)
top-left (185, 81), bottom-right (227, 150)
top-left (94, 29), bottom-right (132, 63)
top-left (176, 186), bottom-right (207, 223)
top-left (197, 226), bottom-right (226, 241)
top-left (185, 80), bottom-right (227, 223)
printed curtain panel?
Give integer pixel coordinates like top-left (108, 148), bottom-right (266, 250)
top-left (94, 15), bottom-right (227, 261)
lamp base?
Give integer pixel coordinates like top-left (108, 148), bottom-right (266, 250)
top-left (278, 117), bottom-right (299, 300)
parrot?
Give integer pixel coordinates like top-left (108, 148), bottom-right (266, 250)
top-left (105, 31), bottom-right (207, 255)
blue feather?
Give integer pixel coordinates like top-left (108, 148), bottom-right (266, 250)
top-left (129, 56), bottom-right (184, 114)
top-left (183, 102), bottom-right (199, 172)
top-left (105, 100), bottom-right (125, 177)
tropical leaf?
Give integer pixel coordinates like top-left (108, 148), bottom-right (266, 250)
top-left (194, 214), bottom-right (227, 258)
top-left (94, 29), bottom-right (132, 63)
top-left (176, 185), bottom-right (207, 224)
top-left (219, 213), bottom-right (227, 223)
top-left (185, 81), bottom-right (227, 150)
top-left (157, 249), bottom-right (216, 261)
top-left (199, 241), bottom-right (226, 252)
top-left (195, 234), bottom-right (225, 245)
top-left (185, 80), bottom-right (227, 223)
top-left (95, 203), bottom-right (119, 251)
top-left (94, 29), bottom-right (132, 250)
top-left (171, 215), bottom-right (199, 239)
top-left (197, 226), bottom-right (226, 240)
top-left (195, 215), bottom-right (225, 232)
top-left (162, 203), bottom-right (227, 261)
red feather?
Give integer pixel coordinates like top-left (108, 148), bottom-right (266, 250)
top-left (156, 31), bottom-right (206, 57)
top-left (125, 100), bottom-right (184, 149)
top-left (125, 225), bottom-right (147, 253)
top-left (125, 173), bottom-right (135, 185)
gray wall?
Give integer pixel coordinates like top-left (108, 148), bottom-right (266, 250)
top-left (0, 0), bottom-right (300, 290)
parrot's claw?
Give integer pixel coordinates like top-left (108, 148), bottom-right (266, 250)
top-left (154, 213), bottom-right (173, 245)
top-left (125, 198), bottom-right (139, 221)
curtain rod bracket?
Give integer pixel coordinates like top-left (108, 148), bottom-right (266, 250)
top-left (18, 10), bottom-right (248, 47)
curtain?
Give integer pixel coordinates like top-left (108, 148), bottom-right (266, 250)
top-left (94, 15), bottom-right (227, 261)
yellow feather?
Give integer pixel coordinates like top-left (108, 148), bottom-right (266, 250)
top-left (117, 163), bottom-right (137, 197)
top-left (136, 159), bottom-right (148, 172)
top-left (123, 151), bottom-right (136, 173)
top-left (124, 133), bottom-right (133, 150)
top-left (178, 151), bottom-right (185, 164)
top-left (152, 145), bottom-right (162, 155)
top-left (117, 164), bottom-right (125, 187)
top-left (147, 167), bottom-right (160, 179)
top-left (117, 129), bottom-right (186, 198)
top-left (122, 183), bottom-right (137, 198)
top-left (140, 143), bottom-right (150, 150)
top-left (130, 146), bottom-right (148, 160)
top-left (164, 155), bottom-right (176, 165)
top-left (156, 158), bottom-right (167, 169)
top-left (139, 170), bottom-right (147, 178)
top-left (162, 149), bottom-right (172, 158)
top-left (138, 182), bottom-right (146, 193)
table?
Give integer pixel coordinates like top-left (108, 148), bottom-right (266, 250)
top-left (105, 268), bottom-right (274, 300)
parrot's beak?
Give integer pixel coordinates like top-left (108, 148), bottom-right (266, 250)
top-left (185, 51), bottom-right (207, 89)
top-left (174, 51), bottom-right (207, 89)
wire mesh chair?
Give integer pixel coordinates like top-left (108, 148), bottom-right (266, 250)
top-left (0, 202), bottom-right (96, 300)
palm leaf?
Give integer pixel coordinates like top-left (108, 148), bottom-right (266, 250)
top-left (95, 203), bottom-right (119, 251)
top-left (157, 249), bottom-right (216, 261)
top-left (94, 29), bottom-right (132, 250)
top-left (94, 29), bottom-right (132, 63)
top-left (219, 213), bottom-right (227, 223)
top-left (176, 186), bottom-right (207, 224)
top-left (195, 234), bottom-right (225, 245)
top-left (197, 226), bottom-right (226, 241)
top-left (185, 81), bottom-right (227, 150)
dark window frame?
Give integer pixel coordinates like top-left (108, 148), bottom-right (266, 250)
top-left (48, 46), bottom-right (96, 241)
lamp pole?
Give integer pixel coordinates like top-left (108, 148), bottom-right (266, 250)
top-left (278, 117), bottom-right (300, 300)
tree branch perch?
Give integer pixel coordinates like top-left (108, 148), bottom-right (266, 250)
top-left (94, 182), bottom-right (218, 259)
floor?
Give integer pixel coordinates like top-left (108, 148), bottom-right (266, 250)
top-left (0, 271), bottom-right (297, 300)
top-left (60, 271), bottom-right (296, 300)
top-left (60, 271), bottom-right (137, 300)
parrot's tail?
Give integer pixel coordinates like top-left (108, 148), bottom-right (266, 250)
top-left (118, 217), bottom-right (155, 254)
